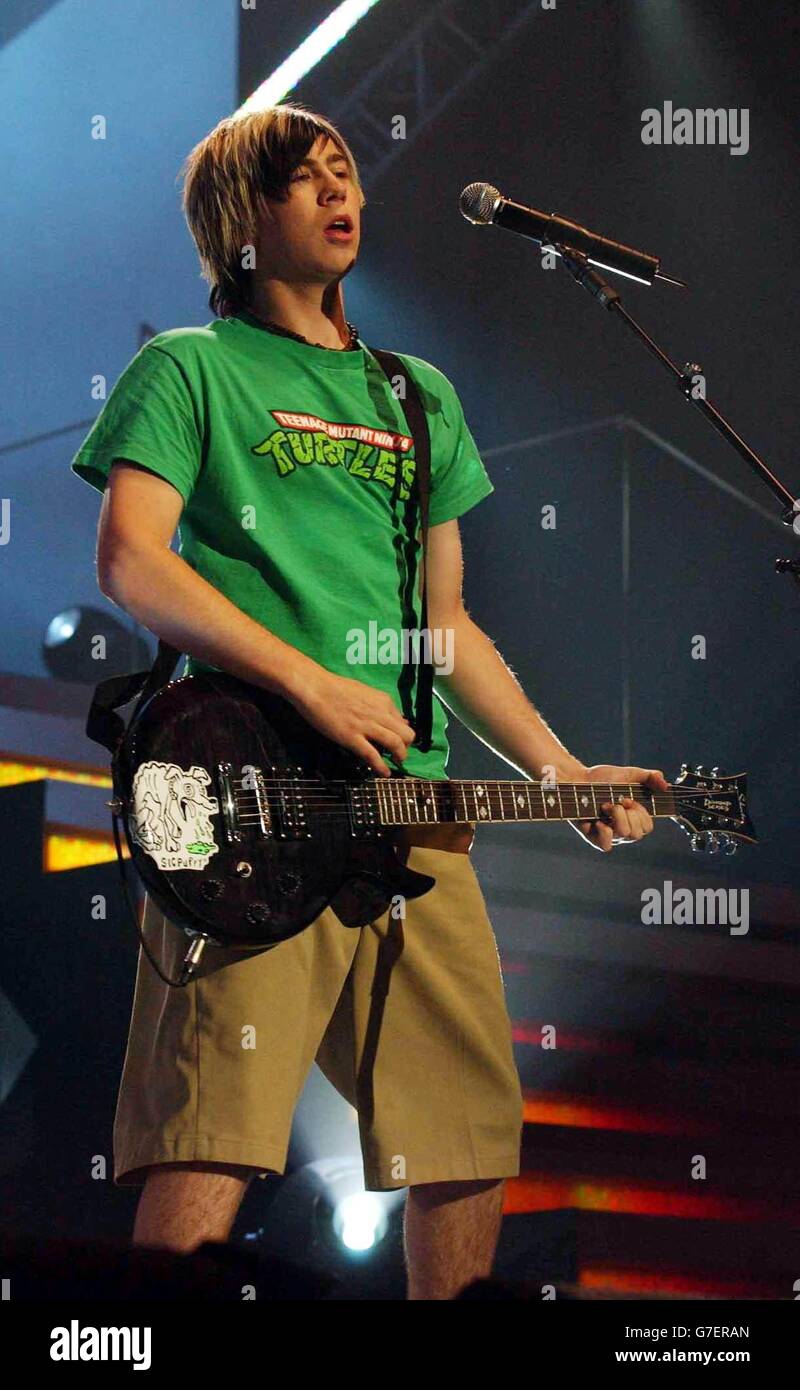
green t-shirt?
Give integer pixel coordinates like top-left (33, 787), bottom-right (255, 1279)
top-left (71, 312), bottom-right (494, 778)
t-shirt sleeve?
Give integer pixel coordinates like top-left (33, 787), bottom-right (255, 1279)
top-left (427, 374), bottom-right (494, 526)
top-left (70, 344), bottom-right (203, 504)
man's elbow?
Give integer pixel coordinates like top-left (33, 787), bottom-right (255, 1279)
top-left (97, 538), bottom-right (148, 605)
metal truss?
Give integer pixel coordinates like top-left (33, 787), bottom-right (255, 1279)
top-left (326, 0), bottom-right (543, 190)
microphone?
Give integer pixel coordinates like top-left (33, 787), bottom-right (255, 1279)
top-left (459, 183), bottom-right (685, 288)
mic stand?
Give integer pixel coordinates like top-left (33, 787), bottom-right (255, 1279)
top-left (551, 243), bottom-right (800, 586)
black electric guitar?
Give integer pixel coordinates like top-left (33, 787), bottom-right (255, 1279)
top-left (111, 670), bottom-right (756, 950)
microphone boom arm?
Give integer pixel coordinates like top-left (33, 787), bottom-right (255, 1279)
top-left (551, 241), bottom-right (799, 582)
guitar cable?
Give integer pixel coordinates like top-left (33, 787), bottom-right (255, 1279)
top-left (110, 802), bottom-right (209, 989)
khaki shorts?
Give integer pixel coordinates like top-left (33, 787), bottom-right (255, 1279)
top-left (113, 840), bottom-right (523, 1192)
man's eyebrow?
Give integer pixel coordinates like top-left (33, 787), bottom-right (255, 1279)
top-left (297, 151), bottom-right (349, 168)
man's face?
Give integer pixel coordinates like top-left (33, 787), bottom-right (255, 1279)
top-left (257, 133), bottom-right (361, 283)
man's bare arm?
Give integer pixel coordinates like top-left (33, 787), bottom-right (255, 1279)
top-left (424, 517), bottom-right (669, 852)
top-left (423, 518), bottom-right (587, 780)
top-left (96, 461), bottom-right (416, 775)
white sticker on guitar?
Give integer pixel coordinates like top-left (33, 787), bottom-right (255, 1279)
top-left (129, 761), bottom-right (220, 870)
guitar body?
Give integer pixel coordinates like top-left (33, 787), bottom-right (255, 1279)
top-left (110, 669), bottom-right (754, 953)
top-left (115, 671), bottom-right (436, 947)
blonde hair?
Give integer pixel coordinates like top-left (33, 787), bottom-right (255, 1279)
top-left (180, 103), bottom-right (366, 318)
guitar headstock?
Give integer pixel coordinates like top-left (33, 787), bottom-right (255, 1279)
top-left (672, 765), bottom-right (756, 855)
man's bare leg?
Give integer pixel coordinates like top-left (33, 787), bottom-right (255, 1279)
top-left (132, 1162), bottom-right (256, 1252)
top-left (404, 1177), bottom-right (506, 1300)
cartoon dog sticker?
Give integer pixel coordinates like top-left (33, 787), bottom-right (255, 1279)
top-left (129, 761), bottom-right (220, 870)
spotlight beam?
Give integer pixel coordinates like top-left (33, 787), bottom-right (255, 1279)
top-left (237, 0), bottom-right (384, 115)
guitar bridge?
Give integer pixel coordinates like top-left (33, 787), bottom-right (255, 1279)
top-left (216, 762), bottom-right (241, 843)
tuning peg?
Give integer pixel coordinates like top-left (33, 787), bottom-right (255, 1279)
top-left (694, 765), bottom-right (708, 777)
top-left (710, 766), bottom-right (721, 777)
top-left (691, 830), bottom-right (721, 853)
top-left (679, 762), bottom-right (688, 775)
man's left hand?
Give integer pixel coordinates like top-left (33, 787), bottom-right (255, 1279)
top-left (568, 765), bottom-right (670, 853)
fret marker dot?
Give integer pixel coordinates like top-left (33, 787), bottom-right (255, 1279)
top-left (547, 795), bottom-right (556, 808)
top-left (516, 795), bottom-right (525, 808)
top-left (580, 795), bottom-right (589, 808)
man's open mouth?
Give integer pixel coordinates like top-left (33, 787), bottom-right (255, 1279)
top-left (324, 216), bottom-right (354, 237)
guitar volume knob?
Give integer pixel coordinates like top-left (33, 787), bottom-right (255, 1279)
top-left (246, 902), bottom-right (273, 925)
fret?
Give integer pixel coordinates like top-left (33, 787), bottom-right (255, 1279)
top-left (390, 779), bottom-right (401, 825)
top-left (498, 782), bottom-right (508, 821)
top-left (555, 783), bottom-right (563, 820)
top-left (589, 785), bottom-right (598, 818)
top-left (402, 779), bottom-right (413, 824)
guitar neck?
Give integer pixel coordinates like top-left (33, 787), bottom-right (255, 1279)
top-left (371, 778), bottom-right (678, 827)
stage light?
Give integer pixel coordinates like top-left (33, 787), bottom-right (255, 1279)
top-left (238, 0), bottom-right (383, 115)
top-left (42, 605), bottom-right (152, 683)
top-left (333, 1191), bottom-right (388, 1252)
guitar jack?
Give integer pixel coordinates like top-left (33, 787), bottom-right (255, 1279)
top-left (235, 861), bottom-right (253, 877)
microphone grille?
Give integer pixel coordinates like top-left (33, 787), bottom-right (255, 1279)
top-left (459, 182), bottom-right (502, 225)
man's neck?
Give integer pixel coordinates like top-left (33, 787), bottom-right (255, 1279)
top-left (247, 280), bottom-right (349, 350)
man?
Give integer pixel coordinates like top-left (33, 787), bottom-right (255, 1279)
top-left (71, 104), bottom-right (668, 1299)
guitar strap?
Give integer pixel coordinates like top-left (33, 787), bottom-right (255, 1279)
top-left (85, 344), bottom-right (435, 759)
top-left (366, 346), bottom-right (434, 753)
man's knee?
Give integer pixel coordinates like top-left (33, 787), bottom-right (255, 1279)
top-left (407, 1177), bottom-right (505, 1203)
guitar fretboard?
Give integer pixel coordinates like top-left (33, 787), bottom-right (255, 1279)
top-left (368, 779), bottom-right (677, 826)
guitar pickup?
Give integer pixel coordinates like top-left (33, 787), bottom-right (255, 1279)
top-left (347, 781), bottom-right (379, 838)
top-left (272, 765), bottom-right (311, 840)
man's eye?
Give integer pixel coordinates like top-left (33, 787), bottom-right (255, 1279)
top-left (291, 171), bottom-right (310, 182)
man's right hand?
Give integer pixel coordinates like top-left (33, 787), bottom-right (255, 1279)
top-left (289, 668), bottom-right (417, 777)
